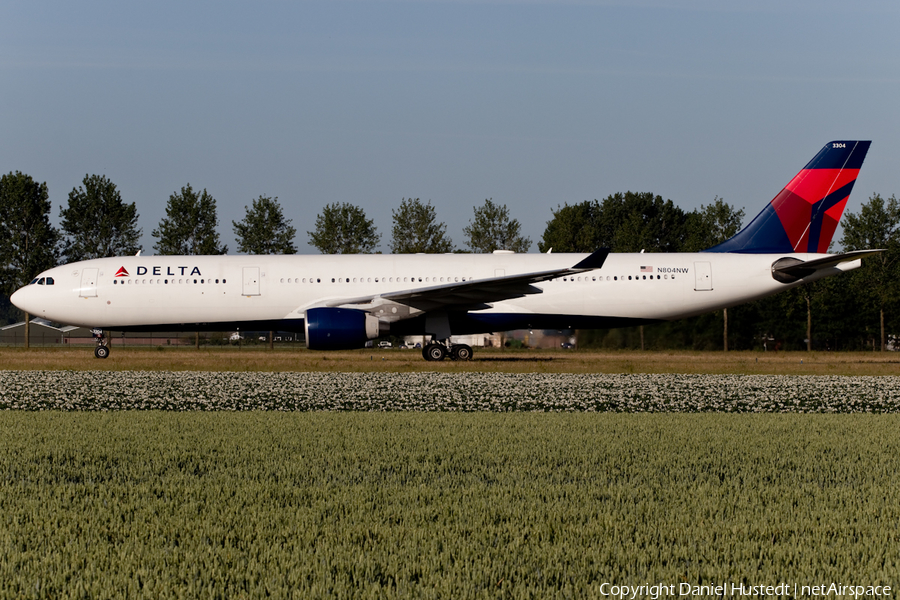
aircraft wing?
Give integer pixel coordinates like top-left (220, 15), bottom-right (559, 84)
top-left (321, 249), bottom-right (610, 313)
top-left (771, 249), bottom-right (883, 283)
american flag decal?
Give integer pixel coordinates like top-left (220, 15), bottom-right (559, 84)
top-left (640, 266), bottom-right (653, 273)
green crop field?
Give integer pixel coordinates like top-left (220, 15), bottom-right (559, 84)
top-left (1, 412), bottom-right (898, 598)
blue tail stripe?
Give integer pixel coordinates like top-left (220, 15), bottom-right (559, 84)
top-left (703, 204), bottom-right (792, 254)
top-left (806, 179), bottom-right (857, 253)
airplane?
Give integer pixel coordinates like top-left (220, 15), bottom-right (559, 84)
top-left (11, 140), bottom-right (879, 361)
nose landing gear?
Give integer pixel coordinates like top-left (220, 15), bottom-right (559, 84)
top-left (92, 329), bottom-right (110, 359)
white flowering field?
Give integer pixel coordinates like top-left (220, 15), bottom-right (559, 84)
top-left (1, 370), bottom-right (899, 412)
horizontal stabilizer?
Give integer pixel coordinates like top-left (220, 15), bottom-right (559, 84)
top-left (771, 250), bottom-right (883, 283)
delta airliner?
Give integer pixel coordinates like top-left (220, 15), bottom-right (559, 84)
top-left (11, 141), bottom-right (878, 360)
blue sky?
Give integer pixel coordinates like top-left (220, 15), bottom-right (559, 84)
top-left (2, 0), bottom-right (898, 254)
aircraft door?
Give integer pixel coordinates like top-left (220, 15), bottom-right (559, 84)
top-left (80, 268), bottom-right (98, 297)
top-left (693, 262), bottom-right (712, 291)
top-left (242, 267), bottom-right (260, 296)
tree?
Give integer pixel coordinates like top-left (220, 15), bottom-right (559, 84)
top-left (603, 192), bottom-right (687, 253)
top-left (538, 200), bottom-right (603, 253)
top-left (0, 172), bottom-right (60, 342)
top-left (389, 198), bottom-right (453, 254)
top-left (681, 197), bottom-right (745, 252)
top-left (463, 198), bottom-right (531, 253)
top-left (59, 174), bottom-right (141, 262)
top-left (0, 171), bottom-right (60, 295)
top-left (233, 196), bottom-right (297, 255)
top-left (539, 192), bottom-right (691, 254)
top-left (152, 184), bottom-right (227, 255)
top-left (841, 193), bottom-right (900, 351)
top-left (308, 202), bottom-right (380, 254)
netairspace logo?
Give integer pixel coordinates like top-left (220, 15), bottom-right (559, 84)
top-left (598, 582), bottom-right (892, 598)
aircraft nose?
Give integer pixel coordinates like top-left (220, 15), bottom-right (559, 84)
top-left (10, 285), bottom-right (38, 316)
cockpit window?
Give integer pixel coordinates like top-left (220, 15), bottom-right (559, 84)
top-left (30, 278), bottom-right (38, 285)
top-left (46, 277), bottom-right (54, 285)
top-left (37, 278), bottom-right (45, 285)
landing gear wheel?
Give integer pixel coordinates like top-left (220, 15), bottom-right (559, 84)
top-left (94, 345), bottom-right (110, 359)
top-left (423, 343), bottom-right (447, 361)
top-left (450, 344), bottom-right (473, 361)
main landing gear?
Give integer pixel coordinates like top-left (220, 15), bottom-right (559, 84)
top-left (92, 329), bottom-right (110, 359)
top-left (422, 341), bottom-right (473, 362)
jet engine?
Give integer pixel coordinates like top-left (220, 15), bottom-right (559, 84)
top-left (304, 307), bottom-right (380, 350)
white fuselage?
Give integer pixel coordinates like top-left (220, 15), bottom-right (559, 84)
top-left (11, 252), bottom-right (859, 334)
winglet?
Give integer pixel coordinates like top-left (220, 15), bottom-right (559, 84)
top-left (572, 249), bottom-right (610, 271)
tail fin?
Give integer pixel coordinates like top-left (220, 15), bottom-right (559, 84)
top-left (704, 141), bottom-right (870, 254)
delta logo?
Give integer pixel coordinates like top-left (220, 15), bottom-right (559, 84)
top-left (115, 267), bottom-right (129, 278)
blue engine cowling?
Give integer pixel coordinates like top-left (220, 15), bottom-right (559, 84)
top-left (305, 307), bottom-right (380, 350)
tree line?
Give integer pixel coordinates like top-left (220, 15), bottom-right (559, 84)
top-left (0, 171), bottom-right (897, 351)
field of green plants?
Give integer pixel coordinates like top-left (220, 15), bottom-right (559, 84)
top-left (1, 411), bottom-right (899, 599)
